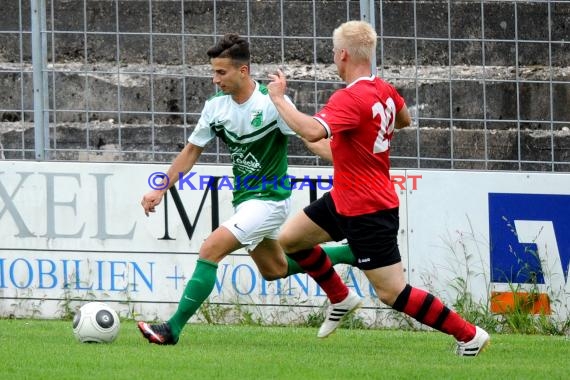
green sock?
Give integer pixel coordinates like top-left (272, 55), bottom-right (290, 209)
top-left (285, 255), bottom-right (303, 276)
top-left (323, 244), bottom-right (356, 266)
top-left (285, 244), bottom-right (355, 276)
top-left (168, 258), bottom-right (218, 339)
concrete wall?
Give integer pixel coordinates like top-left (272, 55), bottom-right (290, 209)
top-left (0, 0), bottom-right (569, 170)
top-left (1, 1), bottom-right (569, 66)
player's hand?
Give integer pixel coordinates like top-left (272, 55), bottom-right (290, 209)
top-left (141, 190), bottom-right (164, 216)
top-left (267, 69), bottom-right (287, 100)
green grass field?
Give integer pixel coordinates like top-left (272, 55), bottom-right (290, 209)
top-left (1, 319), bottom-right (569, 380)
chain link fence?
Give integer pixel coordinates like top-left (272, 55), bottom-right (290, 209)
top-left (1, 0), bottom-right (569, 170)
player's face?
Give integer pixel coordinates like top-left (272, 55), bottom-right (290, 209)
top-left (210, 58), bottom-right (247, 96)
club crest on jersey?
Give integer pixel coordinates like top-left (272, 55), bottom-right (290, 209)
top-left (251, 110), bottom-right (263, 128)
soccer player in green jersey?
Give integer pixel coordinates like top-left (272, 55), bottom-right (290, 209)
top-left (137, 33), bottom-right (355, 345)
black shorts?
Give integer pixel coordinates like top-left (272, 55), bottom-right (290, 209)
top-left (303, 192), bottom-right (401, 270)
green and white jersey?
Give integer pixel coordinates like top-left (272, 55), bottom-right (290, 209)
top-left (189, 81), bottom-right (296, 206)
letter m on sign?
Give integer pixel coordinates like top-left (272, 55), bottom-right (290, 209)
top-left (488, 193), bottom-right (570, 316)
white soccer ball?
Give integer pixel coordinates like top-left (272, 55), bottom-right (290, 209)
top-left (72, 302), bottom-right (120, 343)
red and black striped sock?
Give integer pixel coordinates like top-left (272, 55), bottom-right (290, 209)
top-left (392, 284), bottom-right (476, 342)
top-left (288, 246), bottom-right (349, 303)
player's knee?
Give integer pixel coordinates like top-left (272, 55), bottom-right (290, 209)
top-left (258, 267), bottom-right (287, 281)
top-left (277, 230), bottom-right (300, 253)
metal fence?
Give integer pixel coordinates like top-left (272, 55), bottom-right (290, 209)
top-left (0, 0), bottom-right (569, 170)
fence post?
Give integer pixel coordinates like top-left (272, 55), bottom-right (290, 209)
top-left (31, 0), bottom-right (48, 160)
top-left (360, 0), bottom-right (377, 76)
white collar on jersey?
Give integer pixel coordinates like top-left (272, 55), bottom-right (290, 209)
top-left (346, 75), bottom-right (375, 88)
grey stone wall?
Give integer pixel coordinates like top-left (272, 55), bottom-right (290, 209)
top-left (1, 1), bottom-right (568, 66)
top-left (0, 0), bottom-right (569, 170)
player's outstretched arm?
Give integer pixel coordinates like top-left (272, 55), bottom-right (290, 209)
top-left (302, 137), bottom-right (332, 162)
top-left (141, 143), bottom-right (203, 216)
top-left (268, 70), bottom-right (327, 142)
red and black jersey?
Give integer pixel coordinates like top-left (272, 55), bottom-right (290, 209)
top-left (313, 76), bottom-right (405, 216)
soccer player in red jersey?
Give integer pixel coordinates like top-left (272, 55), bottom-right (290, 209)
top-left (268, 20), bottom-right (490, 356)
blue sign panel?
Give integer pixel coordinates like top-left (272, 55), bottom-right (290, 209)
top-left (489, 193), bottom-right (570, 284)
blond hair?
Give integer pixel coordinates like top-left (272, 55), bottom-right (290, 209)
top-left (332, 20), bottom-right (377, 63)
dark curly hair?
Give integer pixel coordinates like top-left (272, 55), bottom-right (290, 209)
top-left (206, 33), bottom-right (250, 67)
